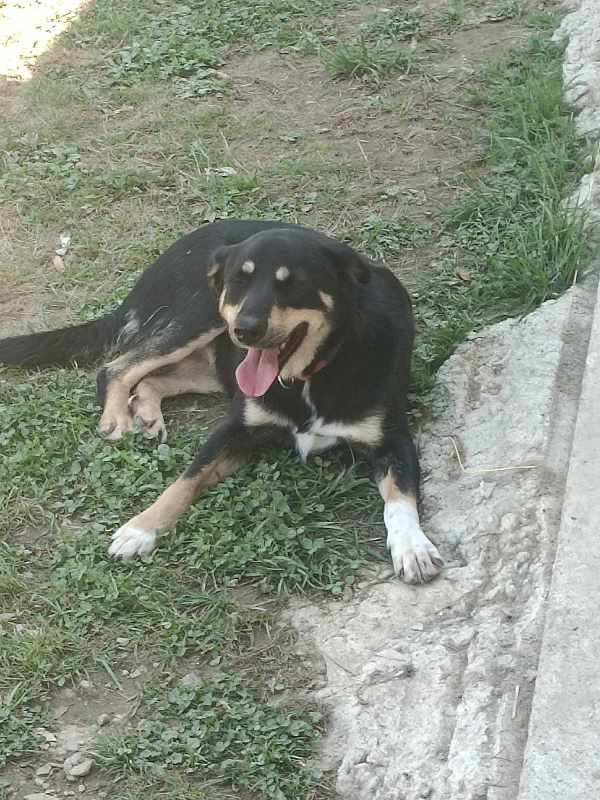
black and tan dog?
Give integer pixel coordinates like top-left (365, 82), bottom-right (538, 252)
top-left (0, 219), bottom-right (442, 583)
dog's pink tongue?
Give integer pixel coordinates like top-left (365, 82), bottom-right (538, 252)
top-left (236, 347), bottom-right (279, 397)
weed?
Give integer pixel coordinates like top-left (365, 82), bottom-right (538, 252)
top-left (484, 0), bottom-right (524, 21)
top-left (346, 214), bottom-right (429, 261)
top-left (71, 0), bottom-right (355, 63)
top-left (361, 7), bottom-right (425, 41)
top-left (96, 673), bottom-right (322, 797)
top-left (437, 1), bottom-right (467, 31)
top-left (322, 38), bottom-right (414, 80)
top-left (0, 697), bottom-right (45, 768)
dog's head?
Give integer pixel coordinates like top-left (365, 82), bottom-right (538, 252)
top-left (208, 228), bottom-right (370, 397)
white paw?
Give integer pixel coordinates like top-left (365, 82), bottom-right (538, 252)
top-left (109, 524), bottom-right (157, 559)
top-left (384, 500), bottom-right (443, 584)
top-left (98, 412), bottom-right (135, 441)
top-left (388, 531), bottom-right (443, 584)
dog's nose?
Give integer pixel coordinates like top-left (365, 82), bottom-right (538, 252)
top-left (234, 315), bottom-right (267, 345)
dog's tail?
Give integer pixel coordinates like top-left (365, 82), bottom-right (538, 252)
top-left (0, 312), bottom-right (122, 367)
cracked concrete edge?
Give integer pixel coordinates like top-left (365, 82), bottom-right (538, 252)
top-left (517, 3), bottom-right (600, 797)
top-left (517, 269), bottom-right (600, 800)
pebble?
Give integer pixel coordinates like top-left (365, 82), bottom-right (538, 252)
top-left (130, 666), bottom-right (146, 679)
top-left (36, 764), bottom-right (54, 776)
top-left (97, 713), bottom-right (110, 727)
top-left (24, 794), bottom-right (57, 800)
top-left (34, 728), bottom-right (57, 743)
top-left (63, 752), bottom-right (93, 779)
top-left (180, 671), bottom-right (202, 688)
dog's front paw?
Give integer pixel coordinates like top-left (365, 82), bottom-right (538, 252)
top-left (387, 530), bottom-right (443, 584)
top-left (109, 524), bottom-right (157, 559)
top-left (129, 396), bottom-right (167, 442)
top-left (98, 411), bottom-right (135, 441)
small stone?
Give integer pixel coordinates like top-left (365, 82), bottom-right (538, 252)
top-left (180, 671), bottom-right (202, 688)
top-left (70, 759), bottom-right (93, 778)
top-left (97, 713), bottom-right (110, 727)
top-left (24, 794), bottom-right (57, 800)
top-left (64, 752), bottom-right (93, 778)
top-left (34, 728), bottom-right (57, 743)
top-left (78, 785), bottom-right (86, 793)
top-left (78, 680), bottom-right (92, 690)
top-left (116, 637), bottom-right (130, 646)
top-left (130, 666), bottom-right (147, 679)
top-left (410, 623), bottom-right (424, 631)
top-left (37, 762), bottom-right (55, 777)
top-left (121, 669), bottom-right (130, 677)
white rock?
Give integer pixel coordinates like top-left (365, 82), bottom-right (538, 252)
top-left (63, 752), bottom-right (93, 778)
top-left (24, 794), bottom-right (57, 800)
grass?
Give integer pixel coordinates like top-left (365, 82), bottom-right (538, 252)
top-left (96, 674), bottom-right (324, 798)
top-left (0, 0), bottom-right (593, 795)
top-left (322, 37), bottom-right (415, 80)
top-left (411, 35), bottom-right (591, 392)
top-left (0, 366), bottom-right (378, 773)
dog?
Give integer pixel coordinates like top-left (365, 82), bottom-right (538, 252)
top-left (0, 219), bottom-right (442, 583)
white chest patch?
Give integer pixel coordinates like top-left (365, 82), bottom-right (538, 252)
top-left (245, 390), bottom-right (383, 461)
top-left (293, 415), bottom-right (383, 460)
top-left (293, 384), bottom-right (383, 460)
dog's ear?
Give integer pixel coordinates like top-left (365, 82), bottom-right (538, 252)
top-left (207, 245), bottom-right (228, 294)
top-left (322, 240), bottom-right (371, 286)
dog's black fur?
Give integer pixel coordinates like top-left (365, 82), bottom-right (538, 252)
top-left (0, 220), bottom-right (442, 583)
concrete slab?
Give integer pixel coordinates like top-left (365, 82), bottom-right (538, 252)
top-left (517, 277), bottom-right (600, 800)
top-left (516, 4), bottom-right (600, 797)
top-left (291, 282), bottom-right (596, 800)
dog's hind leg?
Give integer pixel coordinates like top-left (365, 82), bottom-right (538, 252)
top-left (97, 326), bottom-right (224, 441)
top-left (108, 413), bottom-right (277, 558)
top-left (374, 425), bottom-right (443, 584)
top-left (129, 349), bottom-right (224, 441)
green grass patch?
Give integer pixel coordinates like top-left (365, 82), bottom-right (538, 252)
top-left (96, 674), bottom-right (323, 798)
top-left (346, 214), bottom-right (429, 261)
top-left (0, 367), bottom-right (378, 768)
top-left (322, 37), bottom-right (415, 80)
top-left (411, 35), bottom-right (592, 392)
top-left (361, 7), bottom-right (425, 41)
top-left (67, 0), bottom-right (355, 92)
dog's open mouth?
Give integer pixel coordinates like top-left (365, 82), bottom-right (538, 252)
top-left (235, 322), bottom-right (308, 397)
